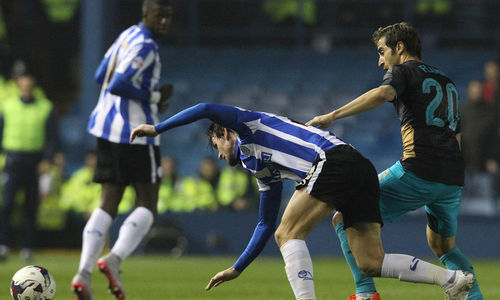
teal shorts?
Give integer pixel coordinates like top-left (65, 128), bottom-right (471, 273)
top-left (378, 161), bottom-right (462, 237)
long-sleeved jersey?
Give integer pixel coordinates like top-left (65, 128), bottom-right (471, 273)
top-left (88, 22), bottom-right (162, 145)
top-left (155, 103), bottom-right (347, 272)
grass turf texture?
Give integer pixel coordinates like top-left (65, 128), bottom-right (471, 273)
top-left (1, 251), bottom-right (498, 299)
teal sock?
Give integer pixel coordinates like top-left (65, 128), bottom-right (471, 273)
top-left (335, 222), bottom-right (376, 294)
top-left (440, 247), bottom-right (483, 300)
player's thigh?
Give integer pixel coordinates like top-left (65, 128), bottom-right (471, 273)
top-left (378, 161), bottom-right (427, 221)
top-left (425, 185), bottom-right (462, 238)
top-left (276, 188), bottom-right (334, 246)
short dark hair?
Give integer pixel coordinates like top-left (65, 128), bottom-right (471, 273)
top-left (142, 0), bottom-right (171, 14)
top-left (372, 22), bottom-right (422, 59)
top-left (206, 122), bottom-right (225, 148)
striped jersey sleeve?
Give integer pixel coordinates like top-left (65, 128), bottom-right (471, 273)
top-left (88, 23), bottom-right (162, 145)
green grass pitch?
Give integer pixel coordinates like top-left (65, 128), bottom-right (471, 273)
top-left (1, 251), bottom-right (499, 299)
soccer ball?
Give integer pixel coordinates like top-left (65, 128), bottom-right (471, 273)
top-left (10, 265), bottom-right (56, 300)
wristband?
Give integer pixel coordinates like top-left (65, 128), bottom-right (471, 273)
top-left (150, 91), bottom-right (161, 104)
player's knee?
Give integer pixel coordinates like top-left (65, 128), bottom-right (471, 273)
top-left (356, 259), bottom-right (381, 277)
top-left (274, 225), bottom-right (287, 247)
top-left (332, 211), bottom-right (344, 228)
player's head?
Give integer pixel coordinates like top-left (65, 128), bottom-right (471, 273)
top-left (207, 122), bottom-right (238, 167)
top-left (372, 22), bottom-right (421, 70)
top-left (142, 0), bottom-right (173, 38)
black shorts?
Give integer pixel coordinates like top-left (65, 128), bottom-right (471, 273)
top-left (297, 145), bottom-right (382, 229)
top-left (93, 138), bottom-right (161, 185)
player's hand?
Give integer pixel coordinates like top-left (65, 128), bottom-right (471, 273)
top-left (305, 112), bottom-right (335, 129)
top-left (205, 267), bottom-right (240, 291)
top-left (130, 124), bottom-right (158, 142)
top-left (158, 83), bottom-right (173, 114)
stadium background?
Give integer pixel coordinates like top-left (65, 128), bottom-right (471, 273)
top-left (0, 0), bottom-right (500, 298)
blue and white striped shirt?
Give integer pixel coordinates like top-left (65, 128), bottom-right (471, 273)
top-left (88, 23), bottom-right (162, 145)
top-left (155, 103), bottom-right (347, 191)
top-left (155, 103), bottom-right (349, 272)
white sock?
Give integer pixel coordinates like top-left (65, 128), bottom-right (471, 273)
top-left (78, 208), bottom-right (112, 274)
top-left (280, 239), bottom-right (316, 300)
top-left (111, 207), bottom-right (154, 260)
top-left (381, 253), bottom-right (456, 287)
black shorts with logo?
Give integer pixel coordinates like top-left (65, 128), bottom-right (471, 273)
top-left (93, 138), bottom-right (161, 185)
top-left (297, 145), bottom-right (382, 229)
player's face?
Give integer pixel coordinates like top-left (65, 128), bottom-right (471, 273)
top-left (211, 132), bottom-right (238, 167)
top-left (376, 36), bottom-right (399, 70)
top-left (143, 3), bottom-right (173, 38)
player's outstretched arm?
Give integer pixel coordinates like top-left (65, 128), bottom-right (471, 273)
top-left (205, 267), bottom-right (240, 291)
top-left (130, 124), bottom-right (158, 142)
top-left (306, 86), bottom-right (394, 128)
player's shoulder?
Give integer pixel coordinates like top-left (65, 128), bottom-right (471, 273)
top-left (123, 25), bottom-right (158, 49)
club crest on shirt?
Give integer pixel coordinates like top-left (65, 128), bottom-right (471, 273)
top-left (132, 57), bottom-right (144, 69)
top-left (239, 145), bottom-right (251, 156)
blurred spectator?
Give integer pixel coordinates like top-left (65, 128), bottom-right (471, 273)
top-left (38, 151), bottom-right (67, 231)
top-left (460, 80), bottom-right (497, 200)
top-left (177, 156), bottom-right (220, 212)
top-left (263, 0), bottom-right (316, 26)
top-left (481, 61), bottom-right (500, 209)
top-left (0, 73), bottom-right (58, 261)
top-left (41, 0), bottom-right (79, 23)
top-left (217, 165), bottom-right (259, 211)
top-left (157, 155), bottom-right (181, 214)
top-left (60, 152), bottom-right (101, 217)
top-left (414, 0), bottom-right (454, 29)
top-left (482, 61), bottom-right (500, 106)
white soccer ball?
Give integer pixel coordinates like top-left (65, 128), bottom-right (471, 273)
top-left (10, 265), bottom-right (56, 300)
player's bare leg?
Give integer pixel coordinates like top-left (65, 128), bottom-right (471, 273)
top-left (275, 188), bottom-right (334, 300)
top-left (333, 212), bottom-right (379, 300)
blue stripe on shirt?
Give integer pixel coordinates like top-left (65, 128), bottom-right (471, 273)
top-left (259, 116), bottom-right (337, 151)
top-left (120, 99), bottom-right (130, 144)
top-left (251, 130), bottom-right (319, 163)
top-left (102, 104), bottom-right (117, 140)
top-left (88, 111), bottom-right (98, 132)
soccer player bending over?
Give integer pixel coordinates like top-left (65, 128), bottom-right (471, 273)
top-left (131, 102), bottom-right (474, 300)
top-left (307, 22), bottom-right (483, 300)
